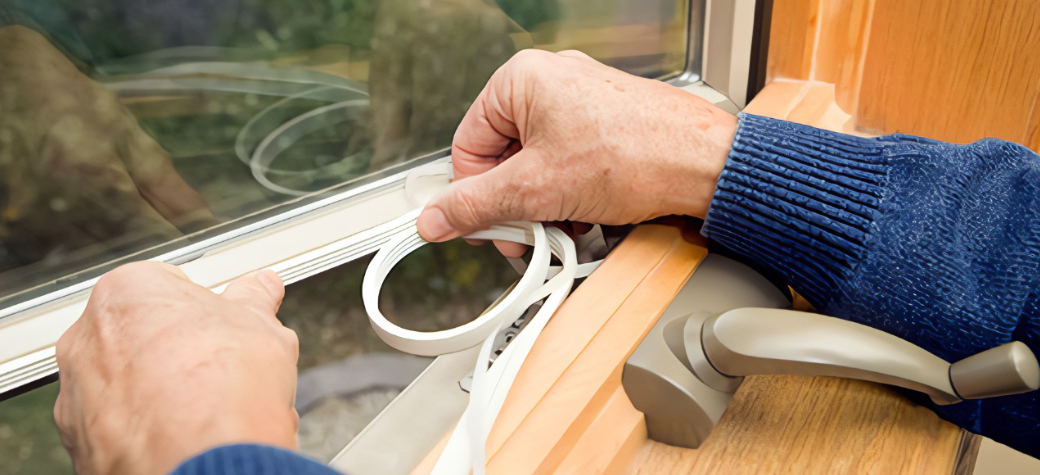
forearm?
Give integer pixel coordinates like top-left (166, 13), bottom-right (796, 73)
top-left (702, 113), bottom-right (1040, 456)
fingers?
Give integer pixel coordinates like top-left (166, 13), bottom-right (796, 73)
top-left (220, 270), bottom-right (285, 318)
top-left (465, 237), bottom-right (526, 257)
top-left (494, 241), bottom-right (528, 258)
top-left (417, 154), bottom-right (539, 241)
top-left (450, 51), bottom-right (540, 182)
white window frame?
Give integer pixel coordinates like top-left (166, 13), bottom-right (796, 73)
top-left (0, 153), bottom-right (446, 393)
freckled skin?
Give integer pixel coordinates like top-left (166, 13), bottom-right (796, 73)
top-left (55, 263), bottom-right (299, 475)
top-left (417, 49), bottom-right (737, 255)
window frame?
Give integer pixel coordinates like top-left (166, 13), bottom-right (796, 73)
top-left (0, 0), bottom-right (755, 399)
top-left (0, 152), bottom-right (447, 394)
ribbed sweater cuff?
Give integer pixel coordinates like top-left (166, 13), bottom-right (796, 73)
top-left (170, 444), bottom-right (341, 475)
top-left (702, 113), bottom-right (888, 308)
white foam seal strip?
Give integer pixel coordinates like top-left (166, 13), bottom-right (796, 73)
top-left (363, 163), bottom-right (601, 474)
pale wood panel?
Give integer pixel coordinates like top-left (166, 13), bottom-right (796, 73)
top-left (485, 225), bottom-right (691, 454)
top-left (813, 0), bottom-right (874, 111)
top-left (554, 385), bottom-right (646, 475)
top-left (784, 82), bottom-right (845, 126)
top-left (857, 0), bottom-right (1040, 145)
top-left (744, 81), bottom-right (863, 135)
top-left (766, 0), bottom-right (821, 81)
top-left (409, 433), bottom-right (450, 475)
top-left (764, 0), bottom-right (1040, 152)
top-left (487, 226), bottom-right (708, 474)
top-left (623, 376), bottom-right (964, 475)
top-left (742, 80), bottom-right (808, 119)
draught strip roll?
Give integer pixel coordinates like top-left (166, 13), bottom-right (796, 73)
top-left (363, 213), bottom-right (555, 356)
top-left (363, 206), bottom-right (597, 474)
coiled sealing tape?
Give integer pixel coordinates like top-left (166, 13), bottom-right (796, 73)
top-left (364, 214), bottom-right (559, 356)
top-left (362, 163), bottom-right (601, 474)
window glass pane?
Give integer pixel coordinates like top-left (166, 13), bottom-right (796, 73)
top-left (0, 0), bottom-right (687, 308)
top-left (0, 239), bottom-right (518, 469)
top-left (379, 241), bottom-right (521, 332)
top-left (280, 238), bottom-right (517, 461)
top-left (0, 384), bottom-right (72, 475)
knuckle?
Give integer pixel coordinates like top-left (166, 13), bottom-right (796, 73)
top-left (96, 262), bottom-right (152, 291)
top-left (557, 49), bottom-right (589, 59)
top-left (55, 331), bottom-right (73, 365)
top-left (280, 328), bottom-right (300, 359)
top-left (94, 262), bottom-right (179, 298)
top-left (52, 395), bottom-right (63, 425)
top-left (508, 49), bottom-right (553, 73)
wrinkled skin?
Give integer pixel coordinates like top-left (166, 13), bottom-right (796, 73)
top-left (55, 263), bottom-right (299, 475)
top-left (0, 26), bottom-right (215, 279)
top-left (415, 49), bottom-right (737, 255)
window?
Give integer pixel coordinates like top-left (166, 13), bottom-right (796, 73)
top-left (0, 0), bottom-right (691, 309)
top-left (0, 0), bottom-right (721, 470)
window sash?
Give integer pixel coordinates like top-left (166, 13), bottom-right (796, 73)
top-left (0, 153), bottom-right (446, 394)
top-left (0, 0), bottom-right (747, 397)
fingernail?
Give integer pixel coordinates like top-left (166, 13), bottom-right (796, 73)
top-left (417, 207), bottom-right (455, 241)
top-left (256, 269), bottom-right (284, 297)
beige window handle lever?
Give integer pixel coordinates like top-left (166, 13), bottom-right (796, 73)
top-left (702, 308), bottom-right (1040, 405)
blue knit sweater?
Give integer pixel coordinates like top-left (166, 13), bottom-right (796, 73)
top-left (704, 113), bottom-right (1040, 458)
top-left (171, 113), bottom-right (1040, 473)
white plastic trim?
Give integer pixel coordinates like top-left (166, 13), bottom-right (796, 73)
top-left (0, 158), bottom-right (444, 395)
top-left (702, 0), bottom-right (757, 108)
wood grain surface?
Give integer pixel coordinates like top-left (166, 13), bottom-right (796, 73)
top-left (765, 0), bottom-right (1040, 152)
top-left (623, 376), bottom-right (965, 475)
top-left (410, 223), bottom-right (710, 475)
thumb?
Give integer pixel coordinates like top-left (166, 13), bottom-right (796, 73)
top-left (220, 270), bottom-right (285, 317)
top-left (417, 154), bottom-right (538, 242)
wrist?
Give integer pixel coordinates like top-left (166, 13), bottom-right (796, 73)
top-left (160, 414), bottom-right (298, 474)
top-left (103, 409), bottom-right (298, 475)
top-left (663, 94), bottom-right (736, 219)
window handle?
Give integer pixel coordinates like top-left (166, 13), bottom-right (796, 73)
top-left (701, 308), bottom-right (1040, 405)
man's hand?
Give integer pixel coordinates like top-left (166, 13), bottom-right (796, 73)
top-left (416, 49), bottom-right (737, 254)
top-left (54, 263), bottom-right (299, 475)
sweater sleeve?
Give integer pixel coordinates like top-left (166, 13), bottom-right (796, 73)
top-left (169, 444), bottom-right (344, 475)
top-left (702, 113), bottom-right (1040, 457)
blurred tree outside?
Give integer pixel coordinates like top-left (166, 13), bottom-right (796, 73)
top-left (0, 385), bottom-right (72, 475)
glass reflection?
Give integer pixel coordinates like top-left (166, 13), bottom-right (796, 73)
top-left (0, 0), bottom-right (687, 306)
